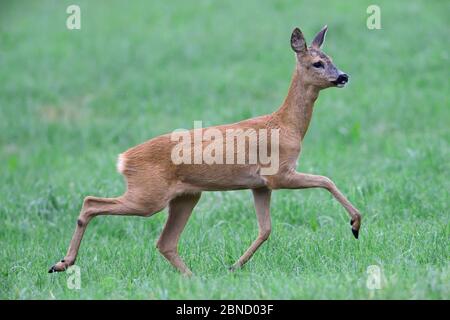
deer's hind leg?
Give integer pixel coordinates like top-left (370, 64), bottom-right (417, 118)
top-left (156, 193), bottom-right (201, 276)
top-left (49, 176), bottom-right (169, 273)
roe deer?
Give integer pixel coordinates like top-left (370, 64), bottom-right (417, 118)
top-left (49, 26), bottom-right (362, 276)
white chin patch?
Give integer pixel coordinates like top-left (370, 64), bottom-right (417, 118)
top-left (337, 83), bottom-right (346, 88)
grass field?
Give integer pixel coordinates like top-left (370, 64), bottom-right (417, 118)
top-left (0, 0), bottom-right (449, 299)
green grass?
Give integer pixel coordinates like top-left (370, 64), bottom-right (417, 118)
top-left (0, 0), bottom-right (449, 299)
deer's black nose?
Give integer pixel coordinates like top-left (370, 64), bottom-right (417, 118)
top-left (337, 73), bottom-right (349, 84)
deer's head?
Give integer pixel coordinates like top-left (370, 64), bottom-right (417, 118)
top-left (290, 26), bottom-right (348, 89)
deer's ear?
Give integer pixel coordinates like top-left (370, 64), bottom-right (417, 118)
top-left (291, 28), bottom-right (307, 54)
top-left (311, 25), bottom-right (328, 49)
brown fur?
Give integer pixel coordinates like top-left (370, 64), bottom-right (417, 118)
top-left (49, 26), bottom-right (361, 275)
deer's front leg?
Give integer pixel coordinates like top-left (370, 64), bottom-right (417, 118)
top-left (276, 171), bottom-right (362, 238)
top-left (230, 187), bottom-right (272, 271)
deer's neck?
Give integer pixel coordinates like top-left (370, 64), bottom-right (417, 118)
top-left (274, 69), bottom-right (319, 140)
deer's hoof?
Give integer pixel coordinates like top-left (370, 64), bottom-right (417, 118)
top-left (229, 263), bottom-right (241, 272)
top-left (350, 219), bottom-right (359, 239)
top-left (48, 260), bottom-right (68, 273)
top-left (182, 270), bottom-right (194, 277)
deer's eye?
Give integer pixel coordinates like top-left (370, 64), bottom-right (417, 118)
top-left (312, 61), bottom-right (324, 68)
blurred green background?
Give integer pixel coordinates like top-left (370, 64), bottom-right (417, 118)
top-left (0, 0), bottom-right (448, 299)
